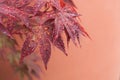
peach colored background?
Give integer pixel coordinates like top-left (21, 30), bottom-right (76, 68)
top-left (41, 0), bottom-right (120, 80)
top-left (0, 0), bottom-right (120, 80)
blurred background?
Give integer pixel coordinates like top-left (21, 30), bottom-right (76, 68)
top-left (0, 0), bottom-right (120, 80)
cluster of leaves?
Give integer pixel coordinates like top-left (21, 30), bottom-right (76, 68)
top-left (0, 0), bottom-right (89, 72)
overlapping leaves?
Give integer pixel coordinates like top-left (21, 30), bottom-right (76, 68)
top-left (0, 0), bottom-right (89, 69)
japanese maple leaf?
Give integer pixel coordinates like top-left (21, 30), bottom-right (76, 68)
top-left (39, 23), bottom-right (66, 69)
top-left (54, 5), bottom-right (89, 46)
top-left (63, 0), bottom-right (76, 7)
top-left (20, 34), bottom-right (38, 63)
top-left (34, 0), bottom-right (63, 13)
top-left (0, 4), bottom-right (30, 28)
